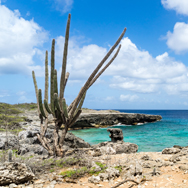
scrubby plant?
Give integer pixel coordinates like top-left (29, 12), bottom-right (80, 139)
top-left (32, 13), bottom-right (126, 157)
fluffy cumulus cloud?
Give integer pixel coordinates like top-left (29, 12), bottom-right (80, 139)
top-left (54, 36), bottom-right (188, 97)
top-left (107, 38), bottom-right (188, 95)
top-left (0, 5), bottom-right (48, 76)
top-left (55, 36), bottom-right (107, 80)
top-left (53, 0), bottom-right (73, 13)
top-left (165, 22), bottom-right (188, 53)
top-left (161, 0), bottom-right (188, 15)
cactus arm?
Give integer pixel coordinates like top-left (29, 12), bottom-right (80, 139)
top-left (44, 99), bottom-right (52, 114)
top-left (69, 28), bottom-right (126, 119)
top-left (45, 50), bottom-right (49, 102)
top-left (54, 93), bottom-right (62, 114)
top-left (74, 91), bottom-right (86, 116)
top-left (68, 45), bottom-right (120, 115)
top-left (50, 39), bottom-right (55, 115)
top-left (62, 98), bottom-right (68, 118)
top-left (59, 14), bottom-right (71, 102)
top-left (64, 72), bottom-right (70, 88)
top-left (32, 70), bottom-right (41, 117)
top-left (68, 109), bottom-right (82, 127)
top-left (54, 69), bottom-right (58, 94)
top-left (89, 45), bottom-right (121, 88)
top-left (38, 89), bottom-right (47, 118)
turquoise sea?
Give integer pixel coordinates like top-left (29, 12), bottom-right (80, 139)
top-left (71, 110), bottom-right (188, 152)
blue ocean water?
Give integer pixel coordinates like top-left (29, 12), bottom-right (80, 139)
top-left (71, 110), bottom-right (188, 152)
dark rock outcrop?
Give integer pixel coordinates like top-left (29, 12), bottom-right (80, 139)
top-left (107, 128), bottom-right (123, 142)
top-left (72, 113), bottom-right (162, 129)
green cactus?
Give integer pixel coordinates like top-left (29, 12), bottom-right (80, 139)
top-left (60, 14), bottom-right (71, 104)
top-left (44, 99), bottom-right (52, 114)
top-left (54, 93), bottom-right (62, 114)
top-left (54, 69), bottom-right (58, 95)
top-left (38, 89), bottom-right (46, 118)
top-left (32, 13), bottom-right (125, 157)
top-left (62, 98), bottom-right (68, 118)
top-left (50, 39), bottom-right (55, 114)
top-left (45, 50), bottom-right (48, 102)
top-left (8, 149), bottom-right (13, 162)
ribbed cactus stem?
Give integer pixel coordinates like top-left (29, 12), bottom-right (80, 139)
top-left (62, 98), bottom-right (68, 118)
top-left (60, 14), bottom-right (71, 102)
top-left (89, 45), bottom-right (121, 88)
top-left (50, 39), bottom-right (55, 114)
top-left (38, 89), bottom-right (47, 118)
top-left (64, 72), bottom-right (70, 88)
top-left (32, 71), bottom-right (38, 104)
top-left (74, 91), bottom-right (86, 116)
top-left (45, 50), bottom-right (48, 102)
top-left (44, 99), bottom-right (52, 114)
top-left (54, 69), bottom-right (58, 95)
top-left (8, 149), bottom-right (13, 162)
top-left (69, 109), bottom-right (82, 127)
top-left (32, 71), bottom-right (41, 116)
top-left (69, 28), bottom-right (127, 119)
top-left (54, 93), bottom-right (62, 114)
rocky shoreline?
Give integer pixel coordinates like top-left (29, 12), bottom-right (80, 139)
top-left (18, 109), bottom-right (162, 130)
top-left (1, 107), bottom-right (177, 188)
top-left (73, 112), bottom-right (162, 129)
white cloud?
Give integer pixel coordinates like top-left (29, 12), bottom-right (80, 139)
top-left (165, 22), bottom-right (188, 53)
top-left (107, 38), bottom-right (188, 95)
top-left (54, 35), bottom-right (188, 96)
top-left (55, 36), bottom-right (107, 80)
top-left (161, 0), bottom-right (188, 16)
top-left (54, 0), bottom-right (73, 13)
top-left (0, 5), bottom-right (48, 76)
top-left (120, 94), bottom-right (139, 102)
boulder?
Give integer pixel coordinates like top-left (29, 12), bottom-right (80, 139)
top-left (92, 141), bottom-right (138, 154)
top-left (107, 128), bottom-right (123, 142)
top-left (64, 132), bottom-right (91, 148)
top-left (0, 133), bottom-right (19, 150)
top-left (162, 147), bottom-right (181, 154)
top-left (18, 129), bottom-right (40, 140)
top-left (0, 162), bottom-right (34, 185)
top-left (88, 175), bottom-right (100, 184)
top-left (18, 144), bottom-right (48, 155)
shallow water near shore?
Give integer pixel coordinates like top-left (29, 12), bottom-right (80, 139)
top-left (71, 110), bottom-right (188, 152)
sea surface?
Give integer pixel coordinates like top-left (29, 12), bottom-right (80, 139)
top-left (71, 110), bottom-right (188, 152)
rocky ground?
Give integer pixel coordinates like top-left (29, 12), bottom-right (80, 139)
top-left (0, 103), bottom-right (186, 188)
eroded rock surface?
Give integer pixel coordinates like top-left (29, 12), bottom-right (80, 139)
top-left (107, 128), bottom-right (123, 142)
top-left (0, 162), bottom-right (35, 185)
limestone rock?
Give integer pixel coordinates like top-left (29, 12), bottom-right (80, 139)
top-left (92, 141), bottom-right (138, 155)
top-left (64, 132), bottom-right (91, 148)
top-left (0, 162), bottom-right (35, 185)
top-left (0, 133), bottom-right (19, 150)
top-left (88, 175), bottom-right (100, 184)
top-left (162, 147), bottom-right (181, 154)
top-left (18, 144), bottom-right (48, 155)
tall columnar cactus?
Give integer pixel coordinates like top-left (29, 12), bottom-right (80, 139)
top-left (8, 149), bottom-right (13, 162)
top-left (32, 13), bottom-right (126, 157)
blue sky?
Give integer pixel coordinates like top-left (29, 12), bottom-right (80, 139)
top-left (1, 0), bottom-right (188, 109)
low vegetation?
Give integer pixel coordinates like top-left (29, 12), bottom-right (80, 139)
top-left (0, 102), bottom-right (37, 131)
